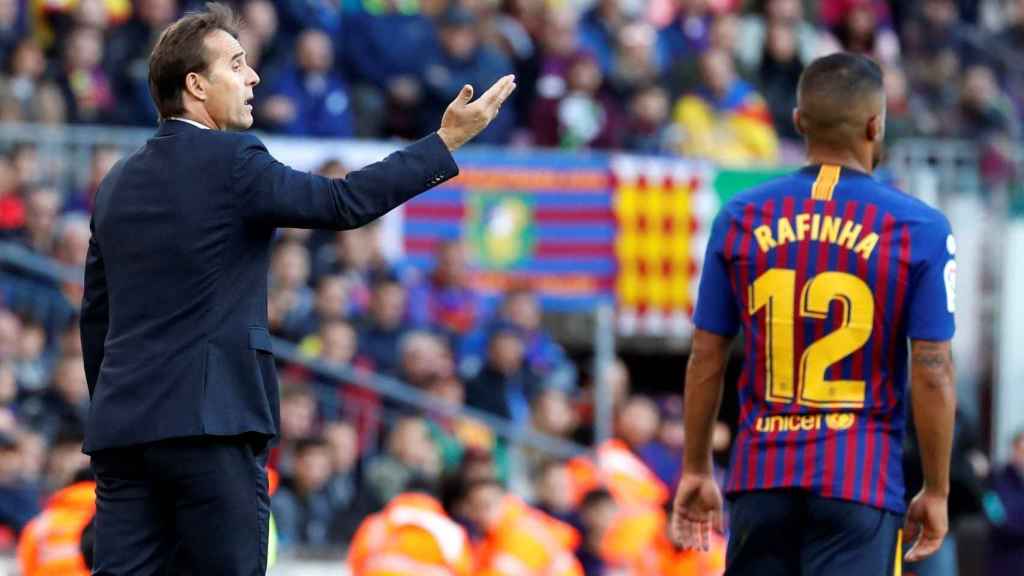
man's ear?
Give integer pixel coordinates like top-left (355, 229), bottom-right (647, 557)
top-left (184, 71), bottom-right (207, 102)
top-left (867, 113), bottom-right (884, 143)
top-left (792, 108), bottom-right (804, 136)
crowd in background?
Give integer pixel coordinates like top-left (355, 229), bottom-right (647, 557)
top-left (1, 0), bottom-right (1024, 573)
top-left (0, 0), bottom-right (1024, 168)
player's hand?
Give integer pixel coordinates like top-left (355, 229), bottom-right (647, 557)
top-left (903, 489), bottom-right (949, 563)
top-left (436, 75), bottom-right (516, 152)
top-left (670, 472), bottom-right (724, 551)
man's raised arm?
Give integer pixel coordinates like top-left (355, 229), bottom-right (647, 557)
top-left (236, 76), bottom-right (516, 230)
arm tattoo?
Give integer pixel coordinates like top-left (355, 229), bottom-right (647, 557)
top-left (912, 351), bottom-right (951, 368)
top-left (911, 340), bottom-right (954, 371)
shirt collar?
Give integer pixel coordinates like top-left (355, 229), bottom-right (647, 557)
top-left (168, 117), bottom-right (211, 130)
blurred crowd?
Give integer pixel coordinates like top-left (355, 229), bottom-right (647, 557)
top-left (2, 0), bottom-right (1024, 573)
top-left (1, 0), bottom-right (1024, 169)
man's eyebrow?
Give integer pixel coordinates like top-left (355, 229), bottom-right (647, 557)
top-left (231, 50), bottom-right (245, 62)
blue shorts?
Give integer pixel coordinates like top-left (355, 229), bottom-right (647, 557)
top-left (726, 489), bottom-right (904, 576)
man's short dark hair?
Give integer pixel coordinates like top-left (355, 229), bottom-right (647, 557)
top-left (796, 52), bottom-right (884, 148)
top-left (148, 2), bottom-right (240, 120)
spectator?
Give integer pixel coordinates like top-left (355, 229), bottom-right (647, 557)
top-left (268, 240), bottom-right (314, 340)
top-left (534, 7), bottom-right (585, 103)
top-left (614, 395), bottom-right (660, 453)
top-left (882, 65), bottom-right (915, 141)
top-left (623, 83), bottom-right (676, 153)
top-left (531, 388), bottom-right (577, 440)
top-left (607, 22), bottom-right (659, 101)
top-left (275, 381), bottom-right (319, 475)
top-left (422, 5), bottom-right (515, 144)
top-left (574, 488), bottom-right (617, 574)
top-left (577, 0), bottom-right (631, 77)
top-left (954, 63), bottom-right (1019, 143)
top-left (990, 429), bottom-right (1024, 576)
top-left (756, 21), bottom-right (804, 140)
top-left (0, 431), bottom-right (40, 534)
top-left (0, 153), bottom-right (24, 235)
top-left (0, 0), bottom-right (25, 69)
top-left (989, 0), bottom-right (1024, 123)
top-left (320, 420), bottom-right (375, 541)
top-left (21, 354), bottom-right (88, 441)
top-left (18, 185), bottom-right (61, 257)
top-left (338, 0), bottom-right (438, 138)
top-left (355, 274), bottom-right (412, 377)
top-left (238, 0), bottom-right (285, 88)
top-left (4, 40), bottom-right (52, 121)
top-left (735, 0), bottom-right (823, 73)
top-left (277, 0), bottom-right (344, 39)
top-left (10, 318), bottom-right (48, 393)
top-left (826, 0), bottom-right (900, 65)
top-left (260, 29), bottom-right (354, 137)
top-left (0, 310), bottom-right (19, 362)
top-left (58, 26), bottom-right (115, 123)
top-left (907, 47), bottom-right (960, 137)
top-left (397, 330), bottom-right (455, 388)
top-left (363, 416), bottom-right (441, 504)
top-left (9, 143), bottom-right (40, 190)
top-left (530, 50), bottom-right (623, 149)
top-left (662, 10), bottom-right (738, 100)
top-left (271, 437), bottom-right (338, 550)
top-left (292, 275), bottom-right (349, 345)
top-left (311, 226), bottom-right (390, 314)
top-left (655, 0), bottom-right (713, 74)
top-left (637, 395), bottom-right (685, 487)
top-left (533, 459), bottom-right (576, 525)
top-left (407, 240), bottom-right (482, 340)
top-left (465, 324), bottom-right (539, 425)
top-left (672, 47), bottom-right (778, 166)
top-left (66, 144), bottom-right (121, 214)
top-left (104, 0), bottom-right (177, 125)
top-left (42, 427), bottom-right (87, 493)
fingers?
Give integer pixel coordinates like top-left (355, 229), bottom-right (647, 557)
top-left (905, 532), bottom-right (943, 563)
top-left (479, 74), bottom-right (516, 109)
top-left (673, 511), bottom-right (712, 551)
top-left (458, 84), bottom-right (473, 104)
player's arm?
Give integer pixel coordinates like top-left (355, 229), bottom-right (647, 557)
top-left (904, 214), bottom-right (958, 562)
top-left (910, 339), bottom-right (956, 498)
top-left (672, 208), bottom-right (737, 550)
top-left (683, 329), bottom-right (732, 475)
top-left (80, 215), bottom-right (109, 398)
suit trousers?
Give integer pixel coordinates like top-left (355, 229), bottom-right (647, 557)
top-left (90, 433), bottom-right (270, 576)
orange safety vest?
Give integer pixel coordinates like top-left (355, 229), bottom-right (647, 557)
top-left (348, 493), bottom-right (473, 576)
top-left (566, 439), bottom-right (669, 508)
top-left (474, 496), bottom-right (583, 576)
top-left (17, 481), bottom-right (96, 576)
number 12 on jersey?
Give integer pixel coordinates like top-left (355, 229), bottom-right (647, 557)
top-left (748, 269), bottom-right (874, 409)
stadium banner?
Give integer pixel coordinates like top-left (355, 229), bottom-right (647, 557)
top-left (261, 136), bottom-right (788, 336)
top-left (404, 149), bottom-right (615, 313)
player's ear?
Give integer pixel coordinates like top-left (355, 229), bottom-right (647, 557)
top-left (867, 114), bottom-right (883, 143)
top-left (184, 71), bottom-right (207, 103)
top-left (792, 108), bottom-right (804, 136)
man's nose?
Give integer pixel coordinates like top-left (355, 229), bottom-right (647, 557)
top-left (248, 67), bottom-right (260, 87)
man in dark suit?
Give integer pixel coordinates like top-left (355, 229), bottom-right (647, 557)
top-left (79, 4), bottom-right (515, 574)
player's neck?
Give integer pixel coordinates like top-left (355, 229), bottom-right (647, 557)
top-left (805, 148), bottom-right (873, 175)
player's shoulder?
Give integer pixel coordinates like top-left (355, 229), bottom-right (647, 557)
top-left (718, 171), bottom-right (806, 219)
top-left (870, 179), bottom-right (951, 232)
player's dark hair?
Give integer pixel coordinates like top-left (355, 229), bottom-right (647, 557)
top-left (148, 2), bottom-right (241, 120)
top-left (796, 52), bottom-right (884, 148)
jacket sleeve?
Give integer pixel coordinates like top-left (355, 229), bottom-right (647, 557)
top-left (80, 215), bottom-right (109, 398)
top-left (234, 132), bottom-right (459, 229)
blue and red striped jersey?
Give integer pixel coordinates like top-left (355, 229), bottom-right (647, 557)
top-left (693, 164), bottom-right (956, 513)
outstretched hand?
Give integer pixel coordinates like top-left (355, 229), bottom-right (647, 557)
top-left (436, 75), bottom-right (517, 152)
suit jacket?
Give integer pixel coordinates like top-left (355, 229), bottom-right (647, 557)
top-left (80, 120), bottom-right (458, 453)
